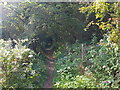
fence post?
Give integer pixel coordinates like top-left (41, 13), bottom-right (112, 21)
top-left (79, 43), bottom-right (86, 75)
top-left (82, 43), bottom-right (86, 61)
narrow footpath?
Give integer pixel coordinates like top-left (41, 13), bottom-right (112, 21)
top-left (43, 50), bottom-right (55, 88)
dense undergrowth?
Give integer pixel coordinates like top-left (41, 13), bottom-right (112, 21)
top-left (0, 39), bottom-right (47, 88)
top-left (53, 38), bottom-right (120, 88)
top-left (0, 37), bottom-right (119, 88)
top-left (0, 1), bottom-right (119, 89)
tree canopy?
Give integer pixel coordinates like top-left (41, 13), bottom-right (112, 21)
top-left (1, 1), bottom-right (119, 51)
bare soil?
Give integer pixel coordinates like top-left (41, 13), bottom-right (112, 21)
top-left (43, 50), bottom-right (55, 88)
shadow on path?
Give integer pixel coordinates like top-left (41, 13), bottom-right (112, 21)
top-left (43, 50), bottom-right (55, 88)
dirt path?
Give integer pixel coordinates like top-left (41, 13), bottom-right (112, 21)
top-left (43, 50), bottom-right (55, 88)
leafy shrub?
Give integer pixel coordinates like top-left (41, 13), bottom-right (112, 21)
top-left (53, 43), bottom-right (98, 88)
top-left (54, 73), bottom-right (97, 88)
top-left (0, 39), bottom-right (47, 88)
top-left (53, 40), bottom-right (119, 88)
top-left (54, 42), bottom-right (82, 59)
top-left (86, 42), bottom-right (119, 88)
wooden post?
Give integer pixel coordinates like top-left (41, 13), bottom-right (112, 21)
top-left (78, 43), bottom-right (86, 75)
top-left (82, 43), bottom-right (86, 60)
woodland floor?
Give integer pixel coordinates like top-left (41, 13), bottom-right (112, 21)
top-left (43, 50), bottom-right (55, 88)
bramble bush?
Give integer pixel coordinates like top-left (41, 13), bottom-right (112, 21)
top-left (53, 58), bottom-right (98, 88)
top-left (53, 43), bottom-right (98, 88)
top-left (0, 39), bottom-right (47, 88)
top-left (53, 37), bottom-right (119, 88)
top-left (86, 38), bottom-right (119, 88)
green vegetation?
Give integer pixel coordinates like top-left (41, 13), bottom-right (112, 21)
top-left (0, 39), bottom-right (47, 88)
top-left (0, 1), bottom-right (119, 88)
top-left (53, 37), bottom-right (119, 88)
top-left (53, 43), bottom-right (98, 88)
